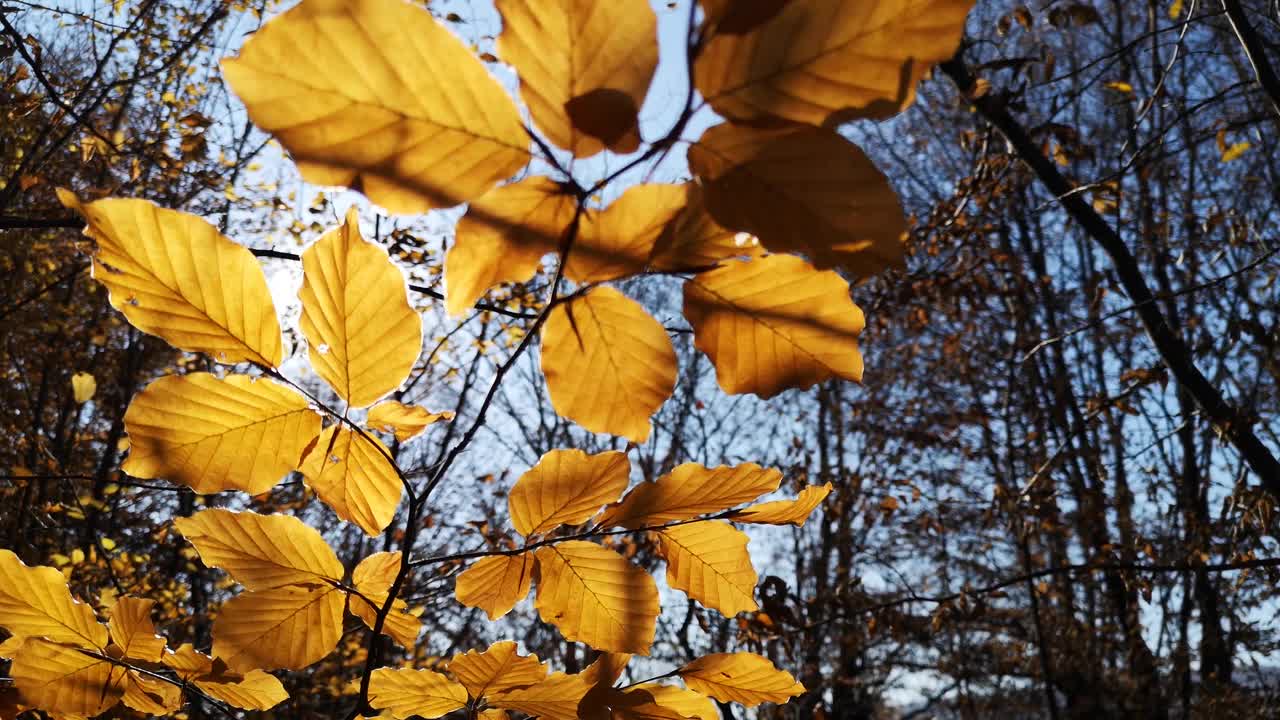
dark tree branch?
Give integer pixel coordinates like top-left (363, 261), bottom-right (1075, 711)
top-left (939, 53), bottom-right (1280, 493)
top-left (1221, 0), bottom-right (1280, 119)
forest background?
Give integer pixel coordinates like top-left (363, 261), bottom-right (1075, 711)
top-left (2, 0), bottom-right (1280, 718)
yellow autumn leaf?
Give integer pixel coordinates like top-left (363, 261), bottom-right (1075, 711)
top-left (678, 652), bottom-right (804, 707)
top-left (454, 552), bottom-right (535, 621)
top-left (688, 124), bottom-right (906, 276)
top-left (299, 426), bottom-right (403, 536)
top-left (731, 482), bottom-right (833, 527)
top-left (509, 449), bottom-right (630, 537)
top-left (122, 373), bottom-right (321, 495)
top-left (444, 177), bottom-right (577, 317)
top-left (599, 689), bottom-right (689, 720)
top-left (490, 671), bottom-right (594, 720)
top-left (163, 644), bottom-right (288, 710)
top-left (598, 462), bottom-right (781, 529)
top-left (70, 372), bottom-right (96, 403)
top-left (222, 0), bottom-right (529, 214)
top-left (1221, 142), bottom-right (1251, 162)
top-left (121, 671), bottom-right (182, 715)
top-left (533, 541), bottom-right (658, 654)
top-left (368, 667), bottom-right (469, 720)
top-left (696, 0), bottom-right (975, 124)
top-left (367, 401), bottom-right (455, 442)
top-left (211, 584), bottom-right (344, 672)
top-left (299, 207), bottom-right (423, 408)
top-left (107, 597), bottom-right (166, 662)
top-left (657, 520), bottom-right (759, 616)
top-left (172, 508), bottom-right (343, 590)
top-left (683, 255), bottom-right (865, 398)
top-left (9, 637), bottom-right (127, 717)
top-left (350, 552), bottom-right (420, 648)
top-left (647, 183), bottom-right (760, 272)
top-left (448, 641), bottom-right (547, 698)
top-left (1104, 80), bottom-right (1133, 94)
top-left (496, 0), bottom-right (657, 156)
top-left (565, 184), bottom-right (687, 283)
top-left (57, 191), bottom-right (283, 366)
top-left (0, 549), bottom-right (108, 649)
top-left (631, 683), bottom-right (719, 720)
top-left (541, 286), bottom-right (676, 443)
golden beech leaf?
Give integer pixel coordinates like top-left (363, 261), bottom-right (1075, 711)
top-left (299, 426), bottom-right (403, 536)
top-left (508, 449), bottom-right (630, 536)
top-left (490, 671), bottom-right (594, 720)
top-left (541, 286), bottom-right (676, 443)
top-left (10, 638), bottom-right (127, 717)
top-left (107, 597), bottom-right (166, 662)
top-left (596, 689), bottom-right (689, 720)
top-left (656, 521), bottom-right (759, 616)
top-left (350, 552), bottom-right (421, 648)
top-left (688, 124), bottom-right (906, 276)
top-left (70, 372), bottom-right (96, 403)
top-left (631, 683), bottom-right (719, 720)
top-left (581, 652), bottom-right (632, 686)
top-left (678, 652), bottom-right (804, 707)
top-left (211, 584), bottom-right (344, 672)
top-left (496, 0), bottom-right (657, 156)
top-left (0, 550), bottom-right (107, 650)
top-left (368, 668), bottom-right (469, 720)
top-left (57, 191), bottom-right (282, 366)
top-left (695, 0), bottom-right (975, 124)
top-left (172, 508), bottom-right (343, 590)
top-left (448, 641), bottom-right (547, 698)
top-left (683, 255), bottom-right (865, 398)
top-left (598, 462), bottom-right (781, 529)
top-left (731, 482), bottom-right (833, 526)
top-left (696, 124), bottom-right (906, 275)
top-left (222, 0), bottom-right (530, 214)
top-left (367, 401), bottom-right (455, 442)
top-left (454, 552), bottom-right (535, 621)
top-left (647, 184), bottom-right (761, 272)
top-left (444, 177), bottom-right (576, 317)
top-left (698, 0), bottom-right (790, 33)
top-left (533, 541), bottom-right (658, 654)
top-left (299, 207), bottom-right (423, 408)
top-left (122, 373), bottom-right (321, 495)
top-left (565, 184), bottom-right (687, 283)
top-left (121, 671), bottom-right (182, 715)
top-left (480, 711), bottom-right (511, 720)
top-left (163, 644), bottom-right (288, 710)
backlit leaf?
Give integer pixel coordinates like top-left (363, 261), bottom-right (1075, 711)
top-left (533, 541), bottom-right (658, 654)
top-left (598, 462), bottom-right (781, 529)
top-left (632, 683), bottom-right (719, 720)
top-left (566, 184), bottom-right (686, 283)
top-left (122, 373), bottom-right (321, 495)
top-left (677, 652), bottom-right (804, 707)
top-left (541, 287), bottom-right (676, 443)
top-left (490, 671), bottom-right (594, 720)
top-left (368, 668), bottom-right (468, 719)
top-left (496, 0), bottom-right (657, 156)
top-left (695, 0), bottom-right (975, 124)
top-left (656, 521), bottom-right (759, 616)
top-left (448, 641), bottom-right (547, 698)
top-left (509, 449), bottom-right (630, 536)
top-left (688, 124), bottom-right (906, 276)
top-left (10, 638), bottom-right (126, 717)
top-left (107, 597), bottom-right (166, 662)
top-left (121, 671), bottom-right (182, 715)
top-left (299, 426), bottom-right (403, 536)
top-left (454, 552), bottom-right (535, 621)
top-left (172, 508), bottom-right (343, 590)
top-left (683, 255), bottom-right (865, 398)
top-left (444, 177), bottom-right (576, 317)
top-left (731, 482), bottom-right (832, 526)
top-left (211, 584), bottom-right (344, 672)
top-left (58, 191), bottom-right (283, 366)
top-left (0, 549), bottom-right (107, 649)
top-left (350, 552), bottom-right (420, 648)
top-left (648, 184), bottom-right (760, 272)
top-left (299, 207), bottom-right (423, 408)
top-left (70, 372), bottom-right (96, 403)
top-left (367, 401), bottom-right (454, 442)
top-left (162, 645), bottom-right (289, 710)
top-left (223, 0), bottom-right (530, 214)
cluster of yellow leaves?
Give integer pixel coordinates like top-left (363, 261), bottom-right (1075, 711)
top-left (455, 450), bottom-right (831, 649)
top-left (367, 640), bottom-right (801, 720)
top-left (0, 549), bottom-right (286, 717)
